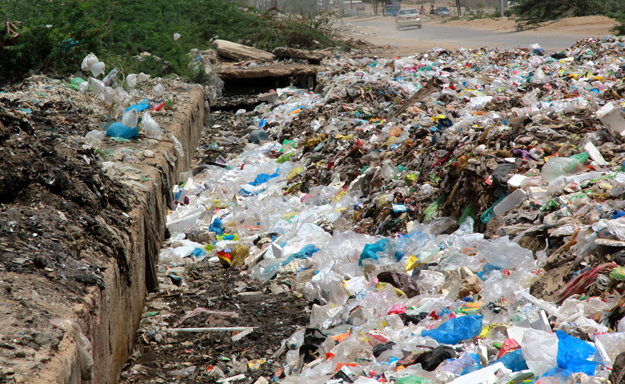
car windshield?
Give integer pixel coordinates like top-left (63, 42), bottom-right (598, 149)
top-left (398, 9), bottom-right (417, 15)
top-left (437, 7), bottom-right (449, 11)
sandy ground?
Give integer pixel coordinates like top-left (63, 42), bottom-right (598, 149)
top-left (432, 15), bottom-right (618, 35)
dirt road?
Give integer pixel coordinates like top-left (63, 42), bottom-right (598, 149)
top-left (344, 15), bottom-right (618, 56)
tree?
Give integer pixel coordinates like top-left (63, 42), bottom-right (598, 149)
top-left (511, 0), bottom-right (596, 25)
top-left (363, 0), bottom-right (387, 16)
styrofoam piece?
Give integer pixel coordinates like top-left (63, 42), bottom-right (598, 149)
top-left (584, 142), bottom-right (609, 166)
top-left (448, 362), bottom-right (507, 384)
top-left (494, 189), bottom-right (526, 216)
top-left (597, 102), bottom-right (625, 137)
top-left (166, 205), bottom-right (205, 233)
top-left (529, 187), bottom-right (549, 199)
top-left (507, 174), bottom-right (527, 189)
top-left (565, 171), bottom-right (603, 184)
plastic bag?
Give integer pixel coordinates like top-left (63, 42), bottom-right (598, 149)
top-left (143, 112), bottom-right (162, 140)
top-left (540, 152), bottom-right (589, 183)
top-left (121, 110), bottom-right (139, 128)
top-left (172, 135), bottom-right (184, 159)
top-left (521, 329), bottom-right (558, 377)
top-left (249, 169), bottom-right (280, 186)
top-left (90, 77), bottom-right (105, 97)
top-left (106, 122), bottom-right (138, 140)
top-left (421, 315), bottom-right (483, 345)
top-left (556, 330), bottom-right (599, 375)
top-left (125, 99), bottom-right (150, 113)
top-left (209, 217), bottom-right (223, 235)
top-left (359, 238), bottom-right (389, 265)
top-left (90, 61), bottom-right (105, 77)
top-left (126, 74), bottom-right (137, 88)
top-left (153, 83), bottom-right (164, 97)
top-left (81, 53), bottom-right (99, 71)
top-left (85, 130), bottom-right (107, 141)
top-left (493, 349), bottom-right (528, 372)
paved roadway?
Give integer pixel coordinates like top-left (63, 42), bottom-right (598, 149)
top-left (346, 17), bottom-right (592, 51)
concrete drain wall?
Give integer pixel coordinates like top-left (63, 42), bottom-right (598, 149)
top-left (47, 89), bottom-right (205, 384)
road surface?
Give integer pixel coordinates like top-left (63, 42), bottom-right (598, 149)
top-left (345, 17), bottom-right (595, 53)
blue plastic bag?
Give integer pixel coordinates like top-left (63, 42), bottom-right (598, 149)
top-left (280, 244), bottom-right (320, 266)
top-left (541, 367), bottom-right (574, 381)
top-left (106, 122), bottom-right (139, 140)
top-left (421, 315), bottom-right (483, 345)
top-left (249, 169), bottom-right (280, 186)
top-left (209, 217), bottom-right (224, 235)
top-left (191, 248), bottom-right (206, 258)
top-left (492, 349), bottom-right (528, 372)
top-left (359, 238), bottom-right (389, 266)
top-left (556, 330), bottom-right (600, 375)
top-left (125, 99), bottom-right (150, 113)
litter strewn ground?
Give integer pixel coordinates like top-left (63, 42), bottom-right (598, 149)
top-left (122, 35), bottom-right (625, 384)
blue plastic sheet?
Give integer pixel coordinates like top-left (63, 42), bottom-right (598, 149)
top-left (556, 330), bottom-right (600, 375)
top-left (209, 217), bottom-right (224, 235)
top-left (359, 238), bottom-right (390, 266)
top-left (106, 123), bottom-right (139, 140)
top-left (249, 169), bottom-right (280, 187)
top-left (492, 349), bottom-right (528, 372)
top-left (421, 315), bottom-right (483, 345)
top-left (125, 99), bottom-right (150, 113)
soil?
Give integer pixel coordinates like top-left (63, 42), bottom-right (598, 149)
top-left (119, 264), bottom-right (309, 383)
top-left (0, 95), bottom-right (135, 288)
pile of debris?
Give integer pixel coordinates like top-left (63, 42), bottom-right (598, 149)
top-left (134, 37), bottom-right (625, 383)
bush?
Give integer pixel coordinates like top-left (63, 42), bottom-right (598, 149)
top-left (0, 0), bottom-right (350, 82)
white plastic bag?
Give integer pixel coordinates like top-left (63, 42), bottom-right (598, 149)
top-left (90, 61), bottom-right (105, 77)
top-left (521, 329), bottom-right (558, 376)
top-left (143, 112), bottom-right (162, 140)
top-left (90, 77), bottom-right (105, 98)
top-left (172, 135), bottom-right (184, 158)
top-left (152, 83), bottom-right (164, 97)
top-left (121, 110), bottom-right (139, 128)
top-left (81, 53), bottom-right (99, 71)
top-left (126, 74), bottom-right (137, 88)
top-left (138, 72), bottom-right (151, 83)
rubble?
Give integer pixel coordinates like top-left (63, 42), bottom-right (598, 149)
top-left (214, 40), bottom-right (277, 62)
top-left (272, 47), bottom-right (331, 64)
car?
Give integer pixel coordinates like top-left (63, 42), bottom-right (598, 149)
top-left (395, 8), bottom-right (422, 30)
top-left (435, 6), bottom-right (450, 16)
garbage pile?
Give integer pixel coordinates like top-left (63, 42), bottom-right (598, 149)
top-left (131, 36), bottom-right (625, 384)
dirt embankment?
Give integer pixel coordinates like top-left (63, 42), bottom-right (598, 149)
top-left (0, 77), bottom-right (205, 383)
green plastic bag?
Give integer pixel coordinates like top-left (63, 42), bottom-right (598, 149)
top-left (423, 195), bottom-right (444, 223)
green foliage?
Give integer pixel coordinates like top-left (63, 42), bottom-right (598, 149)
top-left (0, 0), bottom-right (349, 82)
top-left (511, 0), bottom-right (598, 26)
